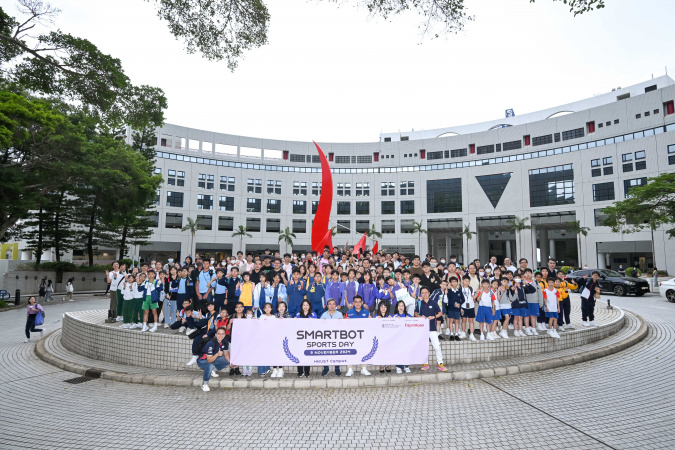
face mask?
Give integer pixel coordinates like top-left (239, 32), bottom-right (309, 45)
top-left (430, 262), bottom-right (437, 268)
top-left (514, 279), bottom-right (521, 284)
top-left (444, 269), bottom-right (448, 274)
top-left (210, 260), bottom-right (215, 264)
top-left (168, 259), bottom-right (173, 263)
top-left (440, 260), bottom-right (446, 264)
top-left (479, 271), bottom-right (485, 276)
top-left (301, 255), bottom-right (306, 259)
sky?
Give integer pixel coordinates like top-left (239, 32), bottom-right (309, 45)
top-left (19, 0), bottom-right (675, 142)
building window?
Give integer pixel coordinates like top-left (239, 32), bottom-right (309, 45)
top-left (153, 167), bottom-right (161, 174)
top-left (336, 220), bottom-right (350, 234)
top-left (335, 156), bottom-right (351, 164)
top-left (603, 156), bottom-right (613, 165)
top-left (562, 128), bottom-right (584, 141)
top-left (267, 199), bottom-right (281, 214)
top-left (198, 173), bottom-right (214, 189)
top-left (266, 218), bottom-right (280, 233)
top-left (196, 215), bottom-right (212, 230)
top-left (218, 216), bottom-right (234, 231)
top-left (400, 219), bottom-right (415, 234)
top-left (603, 166), bottom-right (614, 176)
top-left (246, 217), bottom-right (261, 232)
top-left (668, 144), bottom-right (675, 165)
top-left (154, 189), bottom-right (160, 206)
top-left (218, 196), bottom-right (234, 211)
top-left (501, 141), bottom-right (521, 151)
top-left (380, 182), bottom-right (395, 196)
top-left (292, 219), bottom-right (306, 234)
top-left (166, 191), bottom-right (184, 208)
top-left (591, 168), bottom-right (601, 177)
top-left (247, 179), bottom-right (262, 194)
top-left (622, 163), bottom-right (633, 173)
top-left (355, 182), bottom-right (370, 196)
top-left (528, 164), bottom-right (574, 207)
top-left (634, 150), bottom-right (646, 160)
top-left (554, 132), bottom-right (560, 143)
top-left (426, 178), bottom-right (462, 213)
top-left (594, 209), bottom-right (609, 227)
top-left (267, 180), bottom-right (281, 195)
top-left (356, 155), bottom-right (372, 164)
top-left (591, 159), bottom-right (600, 167)
top-left (624, 177), bottom-right (647, 198)
top-left (592, 182), bottom-right (615, 202)
top-left (167, 170), bottom-right (185, 187)
top-left (246, 198), bottom-right (261, 213)
top-left (337, 182), bottom-right (351, 196)
top-left (635, 161), bottom-right (646, 171)
top-left (476, 145), bottom-right (494, 155)
top-left (622, 153), bottom-right (633, 162)
top-left (165, 213), bottom-right (182, 229)
top-left (312, 182), bottom-right (321, 196)
top-left (293, 200), bottom-right (307, 214)
top-left (532, 134), bottom-right (553, 146)
top-left (400, 200), bottom-right (415, 214)
top-left (355, 201), bottom-right (369, 215)
top-left (355, 220), bottom-right (369, 233)
top-left (197, 194), bottom-right (213, 210)
top-left (311, 201), bottom-right (319, 214)
top-left (381, 201), bottom-right (395, 215)
top-left (427, 150), bottom-right (444, 160)
top-left (293, 181), bottom-right (307, 196)
top-left (220, 176), bottom-right (235, 191)
top-left (290, 154), bottom-right (305, 163)
top-left (400, 181), bottom-right (414, 195)
top-left (337, 201), bottom-right (351, 215)
top-left (381, 220), bottom-right (395, 234)
top-left (450, 148), bottom-right (468, 157)
top-left (146, 211), bottom-right (159, 227)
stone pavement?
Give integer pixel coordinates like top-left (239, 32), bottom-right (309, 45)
top-left (1, 293), bottom-right (674, 449)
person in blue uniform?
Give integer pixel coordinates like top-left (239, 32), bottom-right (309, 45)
top-left (344, 295), bottom-right (371, 377)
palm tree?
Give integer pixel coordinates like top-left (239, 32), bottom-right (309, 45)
top-left (411, 220), bottom-right (427, 256)
top-left (365, 223), bottom-right (383, 253)
top-left (180, 217), bottom-right (198, 257)
top-left (460, 224), bottom-right (477, 266)
top-left (232, 225), bottom-right (252, 254)
top-left (507, 216), bottom-right (532, 260)
top-left (277, 226), bottom-right (296, 253)
top-left (567, 220), bottom-right (590, 269)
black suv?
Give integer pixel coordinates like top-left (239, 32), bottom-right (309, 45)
top-left (565, 269), bottom-right (651, 296)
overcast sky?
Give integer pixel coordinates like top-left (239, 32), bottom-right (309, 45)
top-left (32, 0), bottom-right (675, 142)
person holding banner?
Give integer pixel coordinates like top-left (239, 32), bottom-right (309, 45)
top-left (373, 301), bottom-right (392, 373)
top-left (296, 300), bottom-right (317, 378)
top-left (320, 298), bottom-right (343, 377)
top-left (392, 300), bottom-right (412, 374)
top-left (197, 327), bottom-right (230, 392)
top-left (257, 302), bottom-right (276, 377)
top-left (344, 296), bottom-right (371, 377)
top-left (414, 286), bottom-right (448, 372)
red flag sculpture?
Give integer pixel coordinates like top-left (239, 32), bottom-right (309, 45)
top-left (372, 241), bottom-right (379, 255)
top-left (311, 142), bottom-right (334, 253)
top-left (353, 232), bottom-right (367, 256)
top-left (317, 227), bottom-right (334, 254)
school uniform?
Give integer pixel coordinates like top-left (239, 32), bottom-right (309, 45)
top-left (133, 281), bottom-right (146, 324)
top-left (176, 277), bottom-right (194, 303)
top-left (475, 291), bottom-right (494, 324)
top-left (307, 282), bottom-right (327, 318)
top-left (524, 280), bottom-right (543, 317)
top-left (558, 280), bottom-right (577, 325)
top-left (414, 299), bottom-right (444, 365)
top-left (460, 286), bottom-right (475, 318)
top-left (286, 280), bottom-right (307, 316)
top-left (224, 276), bottom-right (242, 315)
top-left (264, 283), bottom-right (287, 313)
top-left (343, 280), bottom-right (359, 313)
top-left (506, 286), bottom-right (528, 317)
top-left (490, 290), bottom-right (503, 321)
top-left (543, 288), bottom-right (560, 319)
top-left (166, 278), bottom-right (180, 325)
top-left (445, 288), bottom-right (464, 321)
top-left (357, 283), bottom-right (378, 311)
top-left (211, 277), bottom-right (228, 312)
top-left (580, 278), bottom-right (600, 322)
top-left (497, 287), bottom-right (512, 318)
top-left (121, 281), bottom-right (135, 324)
top-left (325, 280), bottom-right (345, 309)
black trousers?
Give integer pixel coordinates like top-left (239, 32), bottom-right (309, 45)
top-left (297, 366), bottom-right (310, 376)
top-left (561, 297), bottom-right (571, 325)
top-left (25, 315), bottom-right (42, 338)
top-left (581, 299), bottom-right (595, 322)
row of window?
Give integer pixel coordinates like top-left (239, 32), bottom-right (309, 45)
top-left (592, 177), bottom-right (647, 202)
top-left (591, 150), bottom-right (648, 177)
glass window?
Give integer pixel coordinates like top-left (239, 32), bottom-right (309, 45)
top-left (400, 219), bottom-right (415, 234)
top-left (381, 201), bottom-right (395, 215)
top-left (591, 159), bottom-right (600, 167)
top-left (165, 213), bottom-right (182, 229)
top-left (528, 164), bottom-right (574, 207)
top-left (591, 168), bottom-right (601, 177)
top-left (196, 215), bottom-right (212, 230)
top-left (562, 128), bottom-right (584, 141)
top-left (218, 216), bottom-right (233, 231)
top-left (634, 150), bottom-right (646, 160)
top-left (355, 182), bottom-right (370, 196)
top-left (603, 166), bottom-right (614, 176)
top-left (426, 178), bottom-right (462, 213)
top-left (381, 220), bottom-right (395, 234)
top-left (356, 201), bottom-right (369, 215)
top-left (336, 220), bottom-right (350, 234)
top-left (267, 199), bottom-right (281, 213)
top-left (166, 191), bottom-right (184, 207)
top-left (197, 194), bottom-right (213, 210)
top-left (594, 209), bottom-right (609, 227)
top-left (337, 182), bottom-right (351, 196)
top-left (355, 220), bottom-right (369, 233)
top-left (623, 163), bottom-right (633, 173)
top-left (220, 176), bottom-right (235, 191)
top-left (592, 182), bottom-right (615, 202)
top-left (292, 219), bottom-right (306, 234)
top-left (337, 201), bottom-right (351, 215)
top-left (380, 181), bottom-right (395, 196)
top-left (146, 211), bottom-right (159, 228)
top-left (400, 181), bottom-right (414, 195)
top-left (267, 180), bottom-right (281, 195)
top-left (311, 200), bottom-right (319, 214)
top-left (247, 179), bottom-right (262, 193)
top-left (635, 161), bottom-right (646, 171)
top-left (623, 178), bottom-right (647, 198)
top-left (168, 169), bottom-right (176, 176)
top-left (246, 198), bottom-right (261, 213)
top-left (312, 182), bottom-right (321, 196)
top-left (622, 153), bottom-right (633, 162)
top-left (218, 196), bottom-right (234, 211)
top-left (400, 200), bottom-right (415, 214)
top-left (293, 200), bottom-right (307, 214)
top-left (266, 218), bottom-right (280, 233)
top-left (603, 157), bottom-right (613, 165)
top-left (246, 217), bottom-right (261, 232)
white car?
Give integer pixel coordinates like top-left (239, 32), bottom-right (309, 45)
top-left (660, 279), bottom-right (675, 303)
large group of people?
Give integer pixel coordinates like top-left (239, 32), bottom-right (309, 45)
top-left (98, 246), bottom-right (602, 391)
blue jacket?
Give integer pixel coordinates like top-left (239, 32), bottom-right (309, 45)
top-left (325, 281), bottom-right (345, 306)
top-left (307, 282), bottom-right (326, 309)
top-left (357, 283), bottom-right (378, 309)
top-left (286, 280), bottom-right (307, 308)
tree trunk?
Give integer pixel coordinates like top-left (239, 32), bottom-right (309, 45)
top-left (651, 227), bottom-right (656, 270)
top-left (54, 191), bottom-right (64, 262)
top-left (87, 200), bottom-right (97, 267)
top-left (577, 235), bottom-right (582, 269)
top-left (35, 207), bottom-right (44, 264)
top-left (119, 225), bottom-right (128, 259)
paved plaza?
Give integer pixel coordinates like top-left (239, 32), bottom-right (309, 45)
top-left (1, 292), bottom-right (674, 449)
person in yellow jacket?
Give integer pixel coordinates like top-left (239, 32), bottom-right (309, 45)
top-left (556, 271), bottom-right (577, 330)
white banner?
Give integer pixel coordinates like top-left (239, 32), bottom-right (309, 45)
top-left (230, 318), bottom-right (430, 366)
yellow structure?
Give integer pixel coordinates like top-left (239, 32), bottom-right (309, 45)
top-left (0, 243), bottom-right (19, 260)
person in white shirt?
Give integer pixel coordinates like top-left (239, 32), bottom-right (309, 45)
top-left (459, 276), bottom-right (476, 341)
top-left (503, 258), bottom-right (517, 273)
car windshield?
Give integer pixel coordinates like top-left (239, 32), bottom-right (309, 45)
top-left (602, 270), bottom-right (623, 277)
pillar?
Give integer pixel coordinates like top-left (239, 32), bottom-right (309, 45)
top-left (549, 238), bottom-right (556, 260)
top-left (505, 239), bottom-right (512, 260)
top-left (539, 230), bottom-right (549, 267)
top-left (598, 252), bottom-right (607, 269)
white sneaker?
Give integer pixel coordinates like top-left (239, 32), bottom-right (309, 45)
top-left (345, 368), bottom-right (354, 377)
top-left (211, 370), bottom-right (219, 378)
top-left (566, 323), bottom-right (575, 329)
top-left (396, 367), bottom-right (402, 374)
top-left (486, 333), bottom-right (495, 341)
top-left (116, 316), bottom-right (123, 322)
top-left (119, 323), bottom-right (128, 328)
top-left (141, 323), bottom-right (149, 332)
top-left (493, 331), bottom-right (502, 339)
top-left (187, 355), bottom-right (198, 366)
top-left (24, 338), bottom-right (29, 343)
top-left (458, 331), bottom-right (467, 339)
top-left (530, 327), bottom-right (538, 335)
top-left (150, 324), bottom-right (157, 333)
top-left (278, 368), bottom-right (284, 378)
top-left (479, 333), bottom-right (485, 341)
top-left (41, 329), bottom-right (46, 337)
top-left (508, 324), bottom-right (514, 330)
top-left (164, 324), bottom-right (169, 329)
top-left (590, 321), bottom-right (598, 327)
top-left (201, 384), bottom-right (210, 392)
top-left (68, 299), bottom-right (73, 302)
top-left (185, 328), bottom-right (195, 335)
top-left (444, 328), bottom-right (451, 336)
top-left (554, 330), bottom-right (561, 338)
top-left (582, 321), bottom-right (590, 327)
top-left (499, 330), bottom-right (509, 339)
top-left (469, 333), bottom-right (477, 341)
top-left (557, 326), bottom-right (565, 332)
top-left (271, 368), bottom-right (279, 378)
top-left (178, 326), bottom-right (186, 333)
top-left (361, 367), bottom-right (371, 376)
top-left (523, 328), bottom-right (531, 336)
top-left (404, 367), bottom-right (411, 373)
top-left (538, 323), bottom-right (546, 331)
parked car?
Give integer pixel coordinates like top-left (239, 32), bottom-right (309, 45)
top-left (659, 279), bottom-right (675, 303)
top-left (565, 269), bottom-right (651, 296)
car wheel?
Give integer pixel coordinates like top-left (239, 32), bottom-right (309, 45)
top-left (613, 285), bottom-right (626, 296)
top-left (667, 290), bottom-right (675, 303)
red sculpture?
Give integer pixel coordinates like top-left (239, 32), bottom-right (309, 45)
top-left (311, 142), bottom-right (334, 253)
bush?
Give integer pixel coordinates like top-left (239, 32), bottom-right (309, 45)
top-left (0, 300), bottom-right (7, 308)
top-left (38, 262), bottom-right (77, 272)
top-left (119, 259), bottom-right (133, 268)
top-left (560, 266), bottom-right (570, 274)
top-left (625, 267), bottom-right (642, 277)
top-left (11, 262), bottom-right (110, 273)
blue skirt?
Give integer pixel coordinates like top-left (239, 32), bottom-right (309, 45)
top-left (527, 303), bottom-right (540, 316)
top-left (500, 307), bottom-right (513, 317)
top-left (518, 307), bottom-right (530, 317)
top-left (476, 306), bottom-right (493, 324)
top-left (545, 311), bottom-right (559, 319)
top-left (492, 309), bottom-right (502, 320)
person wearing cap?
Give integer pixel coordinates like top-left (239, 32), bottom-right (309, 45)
top-left (197, 326), bottom-right (230, 392)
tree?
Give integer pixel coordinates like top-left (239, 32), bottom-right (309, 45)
top-left (567, 220), bottom-right (590, 269)
top-left (181, 217), bottom-right (198, 257)
top-left (411, 220), bottom-right (427, 256)
top-left (507, 216), bottom-right (532, 260)
top-left (21, 189), bottom-right (76, 262)
top-left (365, 223), bottom-right (382, 241)
top-left (232, 225), bottom-right (251, 254)
top-left (278, 227), bottom-right (296, 253)
top-left (460, 224), bottom-right (476, 266)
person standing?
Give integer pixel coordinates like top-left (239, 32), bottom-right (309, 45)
top-left (65, 278), bottom-right (74, 302)
top-left (38, 279), bottom-right (46, 302)
top-left (195, 260), bottom-right (214, 314)
top-left (45, 280), bottom-right (54, 302)
top-left (320, 299), bottom-right (343, 376)
top-left (344, 296), bottom-right (371, 377)
top-left (414, 286), bottom-right (448, 372)
top-left (106, 263), bottom-right (124, 320)
top-left (24, 296), bottom-right (45, 342)
top-left (295, 300), bottom-right (317, 378)
top-left (197, 327), bottom-right (231, 392)
top-left (580, 271), bottom-right (601, 327)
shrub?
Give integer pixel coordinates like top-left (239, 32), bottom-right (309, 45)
top-left (119, 259), bottom-right (133, 268)
top-left (625, 267), bottom-right (642, 277)
top-left (560, 266), bottom-right (570, 274)
top-left (0, 300), bottom-right (7, 308)
top-left (39, 262), bottom-right (77, 272)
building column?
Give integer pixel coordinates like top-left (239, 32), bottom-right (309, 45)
top-left (539, 230), bottom-right (549, 267)
top-left (598, 252), bottom-right (607, 269)
top-left (445, 236), bottom-right (451, 262)
top-left (505, 239), bottom-right (512, 260)
top-left (549, 238), bottom-right (556, 260)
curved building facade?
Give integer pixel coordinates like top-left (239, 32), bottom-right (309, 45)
top-left (142, 77), bottom-right (675, 274)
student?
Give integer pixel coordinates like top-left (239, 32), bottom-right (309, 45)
top-left (343, 269), bottom-right (360, 312)
top-left (357, 271), bottom-right (377, 312)
top-left (535, 270), bottom-right (549, 331)
top-left (295, 300), bottom-right (317, 378)
top-left (444, 278), bottom-right (464, 341)
top-left (252, 273), bottom-right (268, 318)
top-left (487, 279), bottom-right (502, 339)
top-left (392, 300), bottom-right (411, 373)
top-left (119, 274), bottom-right (136, 328)
top-left (373, 301), bottom-right (392, 373)
top-left (496, 276), bottom-right (511, 339)
top-left (197, 327), bottom-right (231, 392)
top-left (195, 260), bottom-right (215, 312)
top-left (186, 302), bottom-right (218, 366)
top-left (320, 299), bottom-right (343, 377)
top-left (241, 308), bottom-right (256, 376)
top-left (24, 296), bottom-right (45, 342)
top-left (131, 273), bottom-right (147, 329)
top-left (344, 296), bottom-right (372, 377)
top-left (414, 286), bottom-right (448, 372)
top-left (235, 272), bottom-right (254, 313)
top-left (257, 302), bottom-right (276, 377)
top-left (286, 269), bottom-right (307, 317)
top-left (176, 267), bottom-right (194, 312)
top-left (307, 272), bottom-right (327, 318)
top-left (165, 267), bottom-right (179, 328)
top-left (459, 276), bottom-right (475, 341)
top-left (325, 271), bottom-right (345, 313)
top-left (543, 277), bottom-right (561, 338)
top-left (580, 271), bottom-right (602, 327)
top-left (556, 271), bottom-right (577, 329)
top-left (223, 267), bottom-right (243, 315)
top-left (171, 305), bottom-right (197, 334)
top-left (522, 268), bottom-right (542, 336)
top-left (227, 302), bottom-right (246, 376)
top-left (265, 273), bottom-right (287, 314)
top-left (474, 279), bottom-right (495, 341)
top-left (65, 278), bottom-right (74, 302)
top-left (506, 277), bottom-right (527, 336)
top-left (210, 268), bottom-right (228, 313)
top-left (141, 270), bottom-right (162, 332)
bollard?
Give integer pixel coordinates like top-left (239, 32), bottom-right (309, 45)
top-left (15, 289), bottom-right (20, 306)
